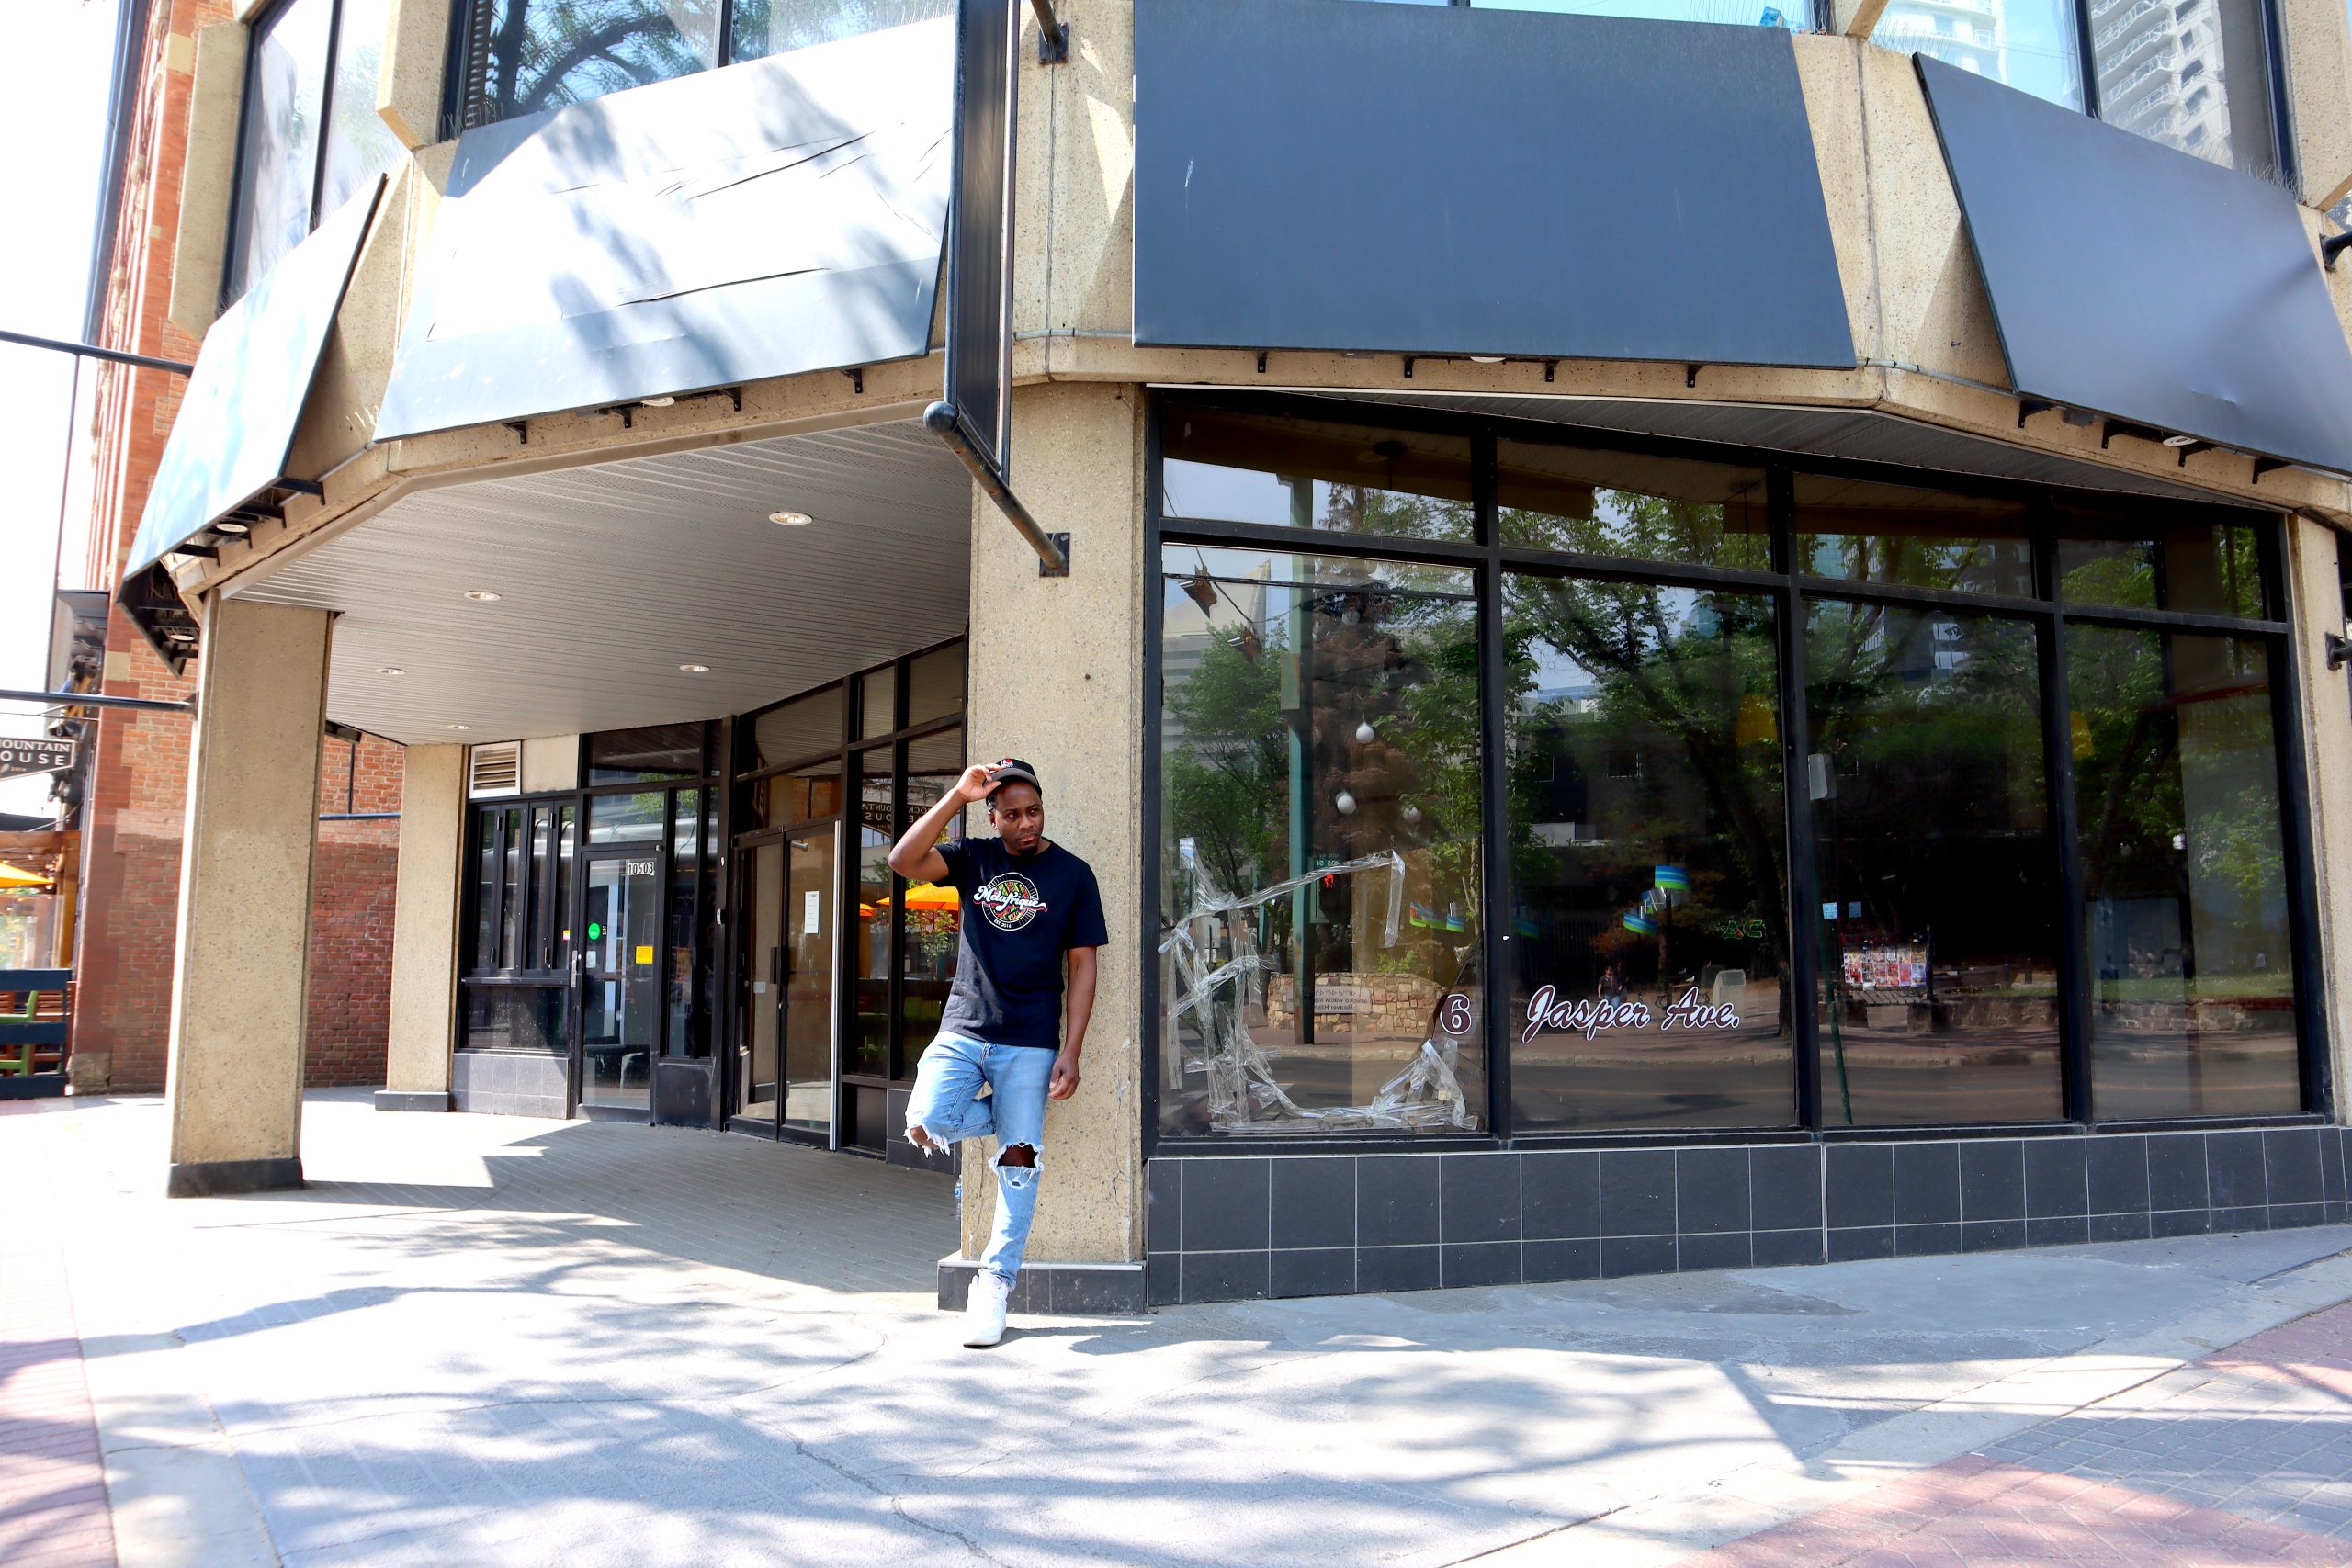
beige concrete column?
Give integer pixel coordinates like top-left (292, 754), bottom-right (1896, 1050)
top-left (377, 744), bottom-right (465, 1111)
top-left (164, 599), bottom-right (333, 1196)
top-left (960, 380), bottom-right (1148, 1269)
top-left (2289, 518), bottom-right (2352, 1119)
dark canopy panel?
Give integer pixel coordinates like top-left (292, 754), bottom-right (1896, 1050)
top-left (121, 177), bottom-right (383, 585)
top-left (1131, 0), bottom-right (1853, 368)
top-left (1918, 54), bottom-right (2352, 476)
top-left (376, 18), bottom-right (954, 441)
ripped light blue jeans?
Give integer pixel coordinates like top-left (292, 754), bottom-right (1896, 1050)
top-left (905, 1032), bottom-right (1053, 1288)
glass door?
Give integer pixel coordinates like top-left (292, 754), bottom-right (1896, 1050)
top-left (782, 829), bottom-right (837, 1140)
top-left (736, 837), bottom-right (784, 1122)
top-left (579, 851), bottom-right (662, 1111)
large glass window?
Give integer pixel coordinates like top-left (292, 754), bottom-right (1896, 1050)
top-left (1161, 408), bottom-right (1476, 542)
top-left (1806, 602), bottom-right (2064, 1124)
top-left (458, 0), bottom-right (949, 128)
top-left (2067, 626), bottom-right (2298, 1116)
top-left (1507, 577), bottom-right (1794, 1131)
top-left (1470, 0), bottom-right (1807, 28)
top-left (225, 0), bottom-right (404, 303)
top-left (1871, 0), bottom-right (2286, 180)
top-left (1151, 399), bottom-right (2312, 1143)
top-left (1159, 547), bottom-right (1487, 1135)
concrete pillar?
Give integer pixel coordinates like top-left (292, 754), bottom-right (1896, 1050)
top-left (960, 380), bottom-right (1148, 1272)
top-left (164, 599), bottom-right (333, 1196)
top-left (376, 744), bottom-right (465, 1111)
top-left (2289, 518), bottom-right (2352, 1118)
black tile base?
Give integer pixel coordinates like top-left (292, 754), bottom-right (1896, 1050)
top-left (936, 1256), bottom-right (1148, 1315)
top-left (165, 1156), bottom-right (303, 1197)
top-left (1148, 1124), bottom-right (2352, 1306)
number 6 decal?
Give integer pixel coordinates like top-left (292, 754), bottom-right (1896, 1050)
top-left (1440, 992), bottom-right (1475, 1036)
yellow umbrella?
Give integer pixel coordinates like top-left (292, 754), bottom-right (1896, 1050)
top-left (0, 862), bottom-right (52, 889)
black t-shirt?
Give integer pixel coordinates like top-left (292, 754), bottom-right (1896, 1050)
top-left (935, 837), bottom-right (1109, 1047)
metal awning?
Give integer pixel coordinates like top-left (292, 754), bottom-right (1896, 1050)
top-left (1131, 0), bottom-right (1853, 371)
top-left (374, 19), bottom-right (954, 443)
top-left (118, 178), bottom-right (384, 664)
top-left (1917, 54), bottom-right (2352, 479)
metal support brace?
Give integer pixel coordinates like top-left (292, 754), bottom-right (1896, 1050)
top-left (2325, 231), bottom-right (2352, 271)
top-left (1029, 0), bottom-right (1069, 62)
top-left (923, 401), bottom-right (1070, 577)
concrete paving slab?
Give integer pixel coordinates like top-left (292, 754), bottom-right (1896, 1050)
top-left (7, 1093), bottom-right (2350, 1568)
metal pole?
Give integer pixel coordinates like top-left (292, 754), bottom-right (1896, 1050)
top-left (923, 401), bottom-right (1069, 576)
top-left (0, 327), bottom-right (193, 377)
top-left (0, 688), bottom-right (192, 715)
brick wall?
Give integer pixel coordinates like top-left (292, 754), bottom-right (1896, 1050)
top-left (67, 0), bottom-right (409, 1095)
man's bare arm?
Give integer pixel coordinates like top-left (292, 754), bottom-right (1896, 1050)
top-left (1050, 946), bottom-right (1098, 1100)
top-left (888, 762), bottom-right (995, 882)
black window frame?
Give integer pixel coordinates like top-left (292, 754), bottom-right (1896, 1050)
top-left (1143, 389), bottom-right (2330, 1156)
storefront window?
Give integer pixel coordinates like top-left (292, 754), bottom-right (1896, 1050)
top-left (666, 790), bottom-right (708, 1058)
top-left (1506, 576), bottom-right (1795, 1131)
top-left (587, 722), bottom-right (707, 784)
top-left (1161, 408), bottom-right (1476, 542)
top-left (907, 643), bottom-right (967, 728)
top-left (851, 749), bottom-right (896, 1077)
top-left (899, 728), bottom-right (964, 1074)
top-left (1151, 400), bottom-right (2314, 1142)
top-left (748, 686), bottom-right (843, 770)
top-left (462, 986), bottom-right (567, 1053)
top-left (1807, 602), bottom-right (2063, 1124)
top-left (2055, 513), bottom-right (2267, 617)
top-left (1159, 547), bottom-right (1487, 1135)
top-left (2067, 626), bottom-right (2297, 1117)
top-left (1797, 476), bottom-right (2035, 597)
top-left (587, 791), bottom-right (668, 842)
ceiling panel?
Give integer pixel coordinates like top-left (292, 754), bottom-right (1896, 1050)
top-left (233, 418), bottom-right (974, 745)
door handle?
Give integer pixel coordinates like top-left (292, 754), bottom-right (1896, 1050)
top-left (769, 946), bottom-right (782, 986)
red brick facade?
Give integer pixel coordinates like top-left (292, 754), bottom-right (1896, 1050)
top-left (68, 0), bottom-right (404, 1093)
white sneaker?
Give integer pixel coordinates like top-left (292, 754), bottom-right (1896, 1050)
top-left (961, 1270), bottom-right (1012, 1348)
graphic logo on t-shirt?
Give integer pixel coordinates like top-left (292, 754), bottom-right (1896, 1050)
top-left (975, 872), bottom-right (1048, 932)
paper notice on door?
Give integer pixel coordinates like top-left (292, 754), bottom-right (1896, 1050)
top-left (634, 944), bottom-right (655, 965)
top-left (803, 889), bottom-right (821, 935)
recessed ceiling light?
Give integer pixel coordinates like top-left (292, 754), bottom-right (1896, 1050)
top-left (463, 590), bottom-right (503, 603)
top-left (769, 510), bottom-right (813, 527)
top-left (1469, 355), bottom-right (1506, 364)
top-left (679, 663), bottom-right (710, 673)
top-left (376, 666), bottom-right (406, 677)
top-left (447, 723), bottom-right (471, 731)
top-left (2162, 434), bottom-right (2199, 447)
top-left (640, 395), bottom-right (675, 408)
top-left (214, 521), bottom-right (251, 536)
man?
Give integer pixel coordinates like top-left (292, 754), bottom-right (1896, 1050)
top-left (888, 757), bottom-right (1106, 1348)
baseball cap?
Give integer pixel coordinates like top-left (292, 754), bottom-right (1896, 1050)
top-left (986, 757), bottom-right (1043, 797)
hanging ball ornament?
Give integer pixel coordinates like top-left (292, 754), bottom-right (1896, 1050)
top-left (1334, 789), bottom-right (1358, 816)
top-left (1354, 719), bottom-right (1376, 745)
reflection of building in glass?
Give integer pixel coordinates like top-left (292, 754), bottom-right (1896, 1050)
top-left (1876, 0), bottom-right (2009, 80)
top-left (2087, 0), bottom-right (2234, 164)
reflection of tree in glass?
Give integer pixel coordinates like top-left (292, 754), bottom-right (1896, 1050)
top-left (1504, 526), bottom-right (1787, 1023)
top-left (2066, 627), bottom-right (2280, 947)
top-left (1500, 486), bottom-right (1769, 568)
top-left (488, 0), bottom-right (721, 117)
top-left (1804, 598), bottom-right (2046, 961)
top-left (1321, 481), bottom-right (1474, 542)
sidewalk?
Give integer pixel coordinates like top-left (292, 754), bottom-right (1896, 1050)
top-left (3, 1091), bottom-right (2348, 1568)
